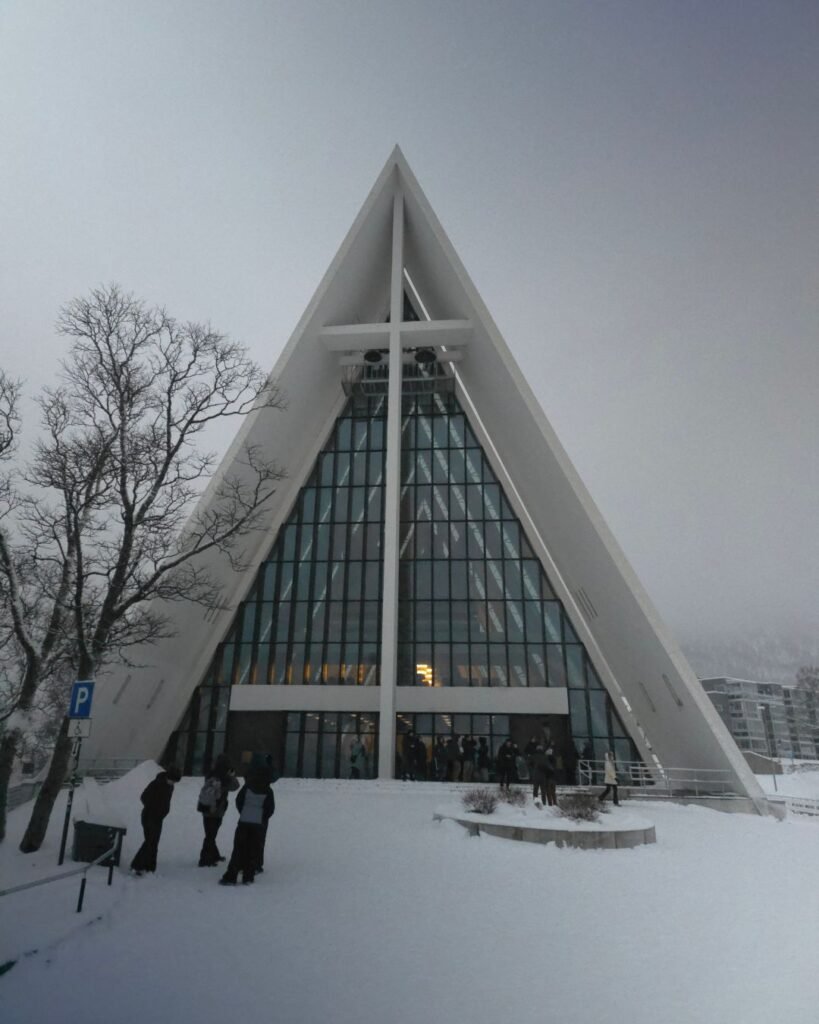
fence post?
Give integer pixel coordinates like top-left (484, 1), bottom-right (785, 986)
top-left (76, 875), bottom-right (87, 914)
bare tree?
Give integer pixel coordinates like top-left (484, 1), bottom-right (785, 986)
top-left (0, 287), bottom-right (285, 851)
top-left (0, 372), bottom-right (74, 839)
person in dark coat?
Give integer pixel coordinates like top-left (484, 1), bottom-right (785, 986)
top-left (413, 736), bottom-right (428, 780)
top-left (496, 739), bottom-right (518, 792)
top-left (476, 737), bottom-right (491, 782)
top-left (531, 745), bottom-right (557, 807)
top-left (445, 735), bottom-right (461, 782)
top-left (433, 737), bottom-right (447, 781)
top-left (220, 768), bottom-right (275, 885)
top-left (198, 753), bottom-right (239, 867)
top-left (461, 735), bottom-right (477, 782)
top-left (131, 766), bottom-right (181, 875)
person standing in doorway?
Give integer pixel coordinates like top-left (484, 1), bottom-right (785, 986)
top-left (131, 765), bottom-right (181, 875)
top-left (598, 751), bottom-right (620, 806)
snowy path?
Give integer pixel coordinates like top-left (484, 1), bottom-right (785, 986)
top-left (2, 768), bottom-right (819, 1024)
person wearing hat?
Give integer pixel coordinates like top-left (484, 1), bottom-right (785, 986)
top-left (131, 765), bottom-right (181, 875)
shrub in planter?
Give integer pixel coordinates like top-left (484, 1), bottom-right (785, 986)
top-left (557, 791), bottom-right (601, 823)
top-left (500, 786), bottom-right (527, 808)
top-left (462, 787), bottom-right (498, 815)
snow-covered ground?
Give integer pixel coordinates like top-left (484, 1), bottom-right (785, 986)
top-left (2, 765), bottom-right (819, 1024)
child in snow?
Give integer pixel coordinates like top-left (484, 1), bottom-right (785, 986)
top-left (219, 768), bottom-right (275, 885)
top-left (131, 765), bottom-right (181, 875)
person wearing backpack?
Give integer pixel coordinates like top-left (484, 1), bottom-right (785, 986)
top-left (219, 767), bottom-right (275, 885)
top-left (198, 753), bottom-right (239, 867)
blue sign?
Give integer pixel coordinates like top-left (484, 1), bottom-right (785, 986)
top-left (69, 681), bottom-right (95, 719)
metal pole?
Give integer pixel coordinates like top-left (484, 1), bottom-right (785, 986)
top-left (58, 736), bottom-right (83, 866)
top-left (76, 875), bottom-right (87, 913)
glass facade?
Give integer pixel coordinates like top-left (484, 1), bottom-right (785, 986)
top-left (168, 384), bottom-right (639, 775)
top-left (283, 711), bottom-right (379, 779)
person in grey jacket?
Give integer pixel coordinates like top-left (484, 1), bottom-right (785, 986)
top-left (219, 769), bottom-right (275, 885)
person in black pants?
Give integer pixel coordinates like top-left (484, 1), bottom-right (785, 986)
top-left (496, 739), bottom-right (518, 792)
top-left (131, 766), bottom-right (181, 875)
top-left (220, 768), bottom-right (275, 886)
top-left (198, 754), bottom-right (239, 867)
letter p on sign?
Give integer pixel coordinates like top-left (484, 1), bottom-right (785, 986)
top-left (69, 681), bottom-right (95, 719)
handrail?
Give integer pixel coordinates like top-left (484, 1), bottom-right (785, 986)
top-left (0, 830), bottom-right (123, 913)
top-left (577, 759), bottom-right (740, 797)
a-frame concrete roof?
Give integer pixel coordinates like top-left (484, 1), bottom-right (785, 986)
top-left (85, 146), bottom-right (766, 811)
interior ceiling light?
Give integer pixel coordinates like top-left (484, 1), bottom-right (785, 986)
top-left (414, 347), bottom-right (436, 365)
top-left (363, 349), bottom-right (383, 364)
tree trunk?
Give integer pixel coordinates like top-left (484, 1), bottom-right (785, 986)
top-left (0, 730), bottom-right (20, 843)
top-left (19, 719), bottom-right (72, 854)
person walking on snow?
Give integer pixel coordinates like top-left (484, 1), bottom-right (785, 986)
top-left (131, 766), bottom-right (181, 875)
top-left (198, 753), bottom-right (239, 867)
top-left (598, 751), bottom-right (620, 806)
top-left (220, 768), bottom-right (275, 885)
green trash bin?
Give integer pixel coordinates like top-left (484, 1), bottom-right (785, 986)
top-left (71, 820), bottom-right (127, 866)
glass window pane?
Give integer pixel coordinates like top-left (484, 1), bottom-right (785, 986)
top-left (501, 521), bottom-right (520, 558)
top-left (483, 484), bottom-right (501, 519)
top-left (547, 645), bottom-right (566, 687)
top-left (335, 452), bottom-right (351, 486)
top-left (450, 601), bottom-right (469, 643)
top-left (433, 560), bottom-right (449, 598)
top-left (484, 522), bottom-right (502, 560)
top-left (336, 418), bottom-right (351, 451)
top-left (521, 560), bottom-right (541, 600)
top-left (569, 691), bottom-right (589, 736)
top-left (508, 645), bottom-right (527, 687)
top-left (590, 691), bottom-right (608, 737)
top-left (566, 645), bottom-right (585, 688)
top-left (527, 645), bottom-right (547, 686)
top-left (467, 561), bottom-right (485, 600)
top-left (543, 602), bottom-right (561, 643)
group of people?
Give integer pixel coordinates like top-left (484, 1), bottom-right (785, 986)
top-left (128, 743), bottom-right (620, 875)
top-left (397, 731), bottom-right (621, 807)
top-left (130, 753), bottom-right (276, 886)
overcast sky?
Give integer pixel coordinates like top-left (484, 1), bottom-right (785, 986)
top-left (1, 1), bottom-right (816, 643)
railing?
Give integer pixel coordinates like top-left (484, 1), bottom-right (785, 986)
top-left (577, 760), bottom-right (740, 797)
top-left (782, 796), bottom-right (819, 818)
top-left (0, 830), bottom-right (123, 913)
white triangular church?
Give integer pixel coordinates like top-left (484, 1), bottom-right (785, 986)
top-left (85, 147), bottom-right (766, 809)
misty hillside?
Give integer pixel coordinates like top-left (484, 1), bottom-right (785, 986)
top-left (679, 629), bottom-right (819, 685)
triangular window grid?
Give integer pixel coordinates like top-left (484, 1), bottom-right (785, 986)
top-left (171, 390), bottom-right (639, 773)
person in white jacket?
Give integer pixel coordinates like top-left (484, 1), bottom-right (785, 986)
top-left (598, 751), bottom-right (620, 806)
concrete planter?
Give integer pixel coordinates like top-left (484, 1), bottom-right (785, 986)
top-left (434, 812), bottom-right (656, 849)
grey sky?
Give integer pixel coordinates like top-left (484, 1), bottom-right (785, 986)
top-left (1, 1), bottom-right (816, 642)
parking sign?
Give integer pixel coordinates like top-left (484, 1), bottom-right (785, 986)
top-left (69, 681), bottom-right (95, 719)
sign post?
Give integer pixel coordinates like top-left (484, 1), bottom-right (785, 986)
top-left (58, 682), bottom-right (95, 866)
